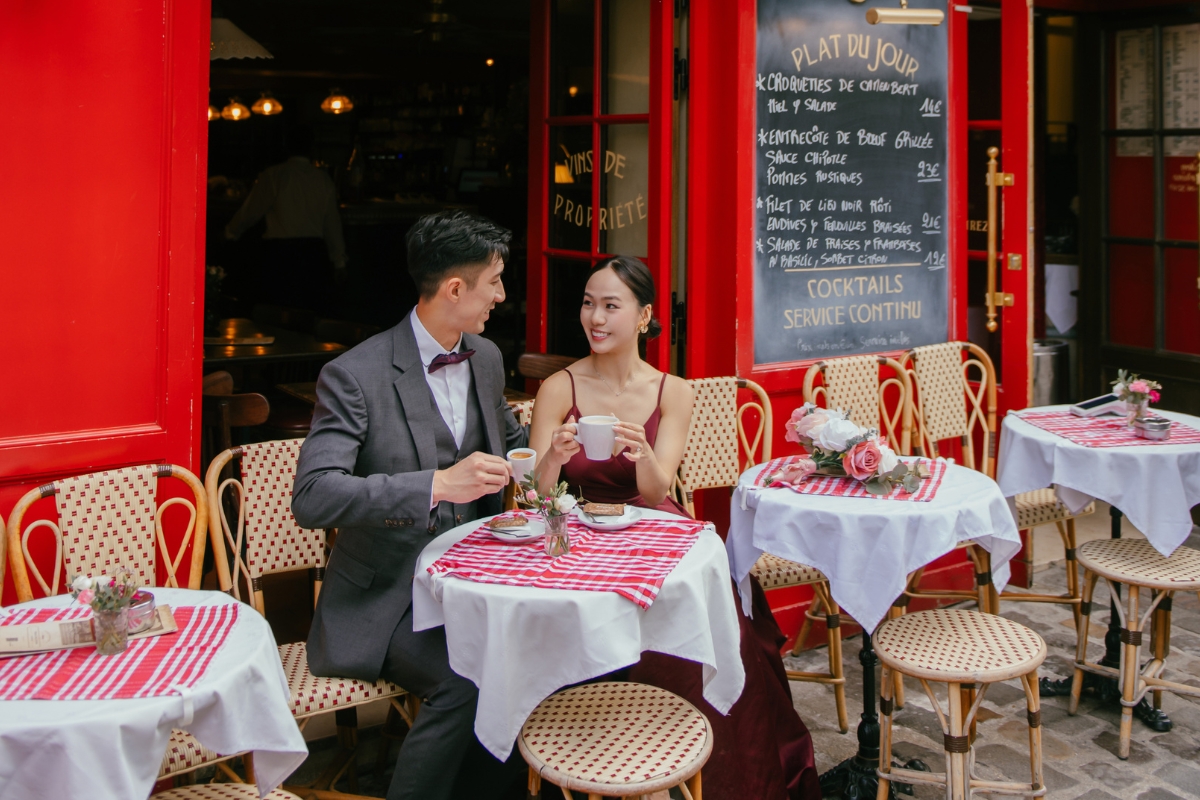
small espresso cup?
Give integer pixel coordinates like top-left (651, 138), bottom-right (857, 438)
top-left (576, 415), bottom-right (619, 461)
top-left (506, 448), bottom-right (537, 481)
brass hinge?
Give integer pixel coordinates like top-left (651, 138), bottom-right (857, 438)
top-left (987, 172), bottom-right (1015, 187)
top-left (1008, 253), bottom-right (1022, 271)
top-left (988, 292), bottom-right (1015, 307)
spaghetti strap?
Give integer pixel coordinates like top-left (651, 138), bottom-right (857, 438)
top-left (566, 368), bottom-right (578, 407)
top-left (656, 372), bottom-right (667, 405)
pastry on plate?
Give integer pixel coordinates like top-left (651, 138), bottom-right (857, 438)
top-left (582, 502), bottom-right (625, 518)
top-left (488, 514), bottom-right (529, 529)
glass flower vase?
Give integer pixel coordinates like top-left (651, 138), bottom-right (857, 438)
top-left (92, 608), bottom-right (130, 655)
top-left (543, 513), bottom-right (571, 557)
top-left (1125, 399), bottom-right (1148, 427)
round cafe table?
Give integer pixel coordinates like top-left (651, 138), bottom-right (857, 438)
top-left (412, 509), bottom-right (746, 761)
top-left (996, 405), bottom-right (1200, 728)
top-left (0, 588), bottom-right (308, 799)
top-left (727, 459), bottom-right (1021, 800)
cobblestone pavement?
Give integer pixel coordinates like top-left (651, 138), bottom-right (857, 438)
top-left (787, 525), bottom-right (1200, 800)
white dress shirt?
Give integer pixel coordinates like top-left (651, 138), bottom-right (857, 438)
top-left (411, 311), bottom-right (471, 449)
top-left (224, 156), bottom-right (347, 269)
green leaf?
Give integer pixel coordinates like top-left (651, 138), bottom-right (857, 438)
top-left (863, 478), bottom-right (889, 495)
top-left (888, 464), bottom-right (909, 480)
top-left (902, 474), bottom-right (921, 493)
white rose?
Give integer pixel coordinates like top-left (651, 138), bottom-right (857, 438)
top-left (71, 575), bottom-right (92, 592)
top-left (877, 444), bottom-right (899, 474)
top-left (814, 417), bottom-right (861, 452)
top-left (556, 494), bottom-right (577, 514)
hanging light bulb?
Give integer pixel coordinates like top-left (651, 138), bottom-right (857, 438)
top-left (207, 104), bottom-right (221, 122)
top-left (221, 97), bottom-right (250, 121)
top-left (321, 89), bottom-right (354, 115)
top-left (251, 92), bottom-right (283, 116)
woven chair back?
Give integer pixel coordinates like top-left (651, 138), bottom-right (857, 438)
top-left (901, 342), bottom-right (997, 478)
top-left (802, 355), bottom-right (912, 454)
top-left (5, 464), bottom-right (208, 603)
top-left (674, 378), bottom-right (772, 515)
top-left (206, 439), bottom-right (325, 610)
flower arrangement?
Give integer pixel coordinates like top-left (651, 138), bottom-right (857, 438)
top-left (1111, 369), bottom-right (1161, 408)
top-left (70, 569), bottom-right (140, 612)
top-left (516, 475), bottom-right (578, 517)
top-left (772, 403), bottom-right (922, 495)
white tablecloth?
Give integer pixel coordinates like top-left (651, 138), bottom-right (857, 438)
top-left (997, 405), bottom-right (1200, 556)
top-left (413, 510), bottom-right (746, 760)
top-left (0, 589), bottom-right (307, 800)
top-left (728, 460), bottom-right (1022, 633)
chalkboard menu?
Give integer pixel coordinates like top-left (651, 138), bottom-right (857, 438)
top-left (754, 0), bottom-right (950, 365)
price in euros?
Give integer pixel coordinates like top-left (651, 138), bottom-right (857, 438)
top-left (917, 161), bottom-right (942, 182)
top-left (924, 250), bottom-right (947, 270)
top-left (922, 213), bottom-right (942, 233)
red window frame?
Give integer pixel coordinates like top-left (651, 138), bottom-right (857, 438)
top-left (528, 0), bottom-right (675, 371)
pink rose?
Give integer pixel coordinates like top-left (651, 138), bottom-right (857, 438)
top-left (1129, 380), bottom-right (1150, 394)
top-left (784, 407), bottom-right (810, 444)
top-left (1150, 390), bottom-right (1161, 403)
top-left (842, 440), bottom-right (882, 481)
top-left (777, 457), bottom-right (817, 485)
top-left (792, 409), bottom-right (830, 443)
top-left (524, 489), bottom-right (538, 504)
top-left (77, 589), bottom-right (95, 606)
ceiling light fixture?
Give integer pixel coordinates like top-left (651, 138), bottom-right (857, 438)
top-left (221, 97), bottom-right (250, 121)
top-left (866, 0), bottom-right (944, 25)
top-left (207, 104), bottom-right (221, 122)
top-left (321, 89), bottom-right (354, 115)
top-left (486, 58), bottom-right (495, 67)
top-left (210, 17), bottom-right (273, 60)
top-left (251, 92), bottom-right (283, 116)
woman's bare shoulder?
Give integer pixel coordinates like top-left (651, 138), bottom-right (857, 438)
top-left (533, 368), bottom-right (578, 408)
top-left (659, 373), bottom-right (694, 415)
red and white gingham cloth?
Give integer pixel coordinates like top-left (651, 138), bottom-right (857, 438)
top-left (427, 515), bottom-right (707, 609)
top-left (1018, 410), bottom-right (1200, 448)
top-left (751, 456), bottom-right (947, 502)
top-left (0, 605), bottom-right (239, 701)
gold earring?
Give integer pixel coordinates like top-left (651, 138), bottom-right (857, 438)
top-left (638, 322), bottom-right (649, 334)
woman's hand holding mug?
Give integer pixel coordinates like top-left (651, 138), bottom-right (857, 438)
top-left (614, 420), bottom-right (652, 463)
top-left (548, 415), bottom-right (581, 465)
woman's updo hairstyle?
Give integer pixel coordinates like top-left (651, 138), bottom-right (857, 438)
top-left (589, 256), bottom-right (663, 342)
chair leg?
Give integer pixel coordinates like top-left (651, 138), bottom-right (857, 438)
top-left (1070, 570), bottom-right (1098, 716)
top-left (793, 591), bottom-right (822, 657)
top-left (1063, 520), bottom-right (1082, 632)
top-left (947, 682), bottom-right (967, 800)
top-left (876, 666), bottom-right (894, 800)
top-left (1022, 670), bottom-right (1045, 796)
top-left (1151, 592), bottom-right (1172, 710)
top-left (526, 766), bottom-right (541, 799)
top-left (815, 583), bottom-right (849, 733)
top-left (1119, 585), bottom-right (1140, 760)
top-left (885, 605), bottom-right (907, 710)
top-left (685, 770), bottom-right (703, 800)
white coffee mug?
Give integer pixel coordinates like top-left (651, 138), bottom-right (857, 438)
top-left (507, 448), bottom-right (537, 481)
top-left (576, 415), bottom-right (619, 461)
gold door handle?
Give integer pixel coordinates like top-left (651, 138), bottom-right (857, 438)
top-left (985, 146), bottom-right (1014, 333)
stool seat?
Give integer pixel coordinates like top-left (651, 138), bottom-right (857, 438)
top-left (751, 552), bottom-right (827, 589)
top-left (518, 682), bottom-right (711, 796)
top-left (1077, 539), bottom-right (1200, 591)
top-left (874, 609), bottom-right (1046, 683)
top-left (1014, 488), bottom-right (1094, 529)
top-left (153, 785), bottom-right (304, 799)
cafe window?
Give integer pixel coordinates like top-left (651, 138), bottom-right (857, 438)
top-left (530, 0), bottom-right (673, 367)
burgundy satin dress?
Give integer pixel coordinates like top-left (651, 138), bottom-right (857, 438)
top-left (560, 371), bottom-right (822, 800)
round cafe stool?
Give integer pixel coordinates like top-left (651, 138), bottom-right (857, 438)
top-left (517, 682), bottom-right (711, 800)
top-left (153, 784), bottom-right (304, 799)
top-left (873, 609), bottom-right (1047, 800)
top-left (1070, 538), bottom-right (1200, 759)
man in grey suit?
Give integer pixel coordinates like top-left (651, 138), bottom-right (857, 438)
top-left (292, 210), bottom-right (527, 800)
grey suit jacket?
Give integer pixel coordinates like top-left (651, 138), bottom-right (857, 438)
top-left (292, 311), bottom-right (527, 681)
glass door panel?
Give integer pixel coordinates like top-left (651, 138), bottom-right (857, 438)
top-left (551, 0), bottom-right (595, 117)
top-left (1164, 156), bottom-right (1198, 241)
top-left (1164, 248), bottom-right (1200, 354)
top-left (603, 0), bottom-right (650, 115)
top-left (599, 123), bottom-right (649, 256)
top-left (1107, 243), bottom-right (1156, 349)
top-left (1108, 139), bottom-right (1155, 239)
top-left (549, 126), bottom-right (594, 251)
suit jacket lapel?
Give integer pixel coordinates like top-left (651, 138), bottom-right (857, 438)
top-left (464, 333), bottom-right (502, 456)
top-left (393, 313), bottom-right (440, 472)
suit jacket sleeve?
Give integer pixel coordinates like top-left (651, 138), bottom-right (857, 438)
top-left (292, 360), bottom-right (434, 529)
top-left (500, 393), bottom-right (529, 453)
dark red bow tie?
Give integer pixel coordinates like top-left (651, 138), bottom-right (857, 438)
top-left (428, 349), bottom-right (475, 373)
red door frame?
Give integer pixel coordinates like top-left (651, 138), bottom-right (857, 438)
top-left (527, 0), bottom-right (675, 371)
top-left (0, 0), bottom-right (210, 602)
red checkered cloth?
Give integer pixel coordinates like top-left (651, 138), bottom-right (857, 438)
top-left (427, 515), bottom-right (708, 609)
top-left (751, 456), bottom-right (947, 502)
top-left (1018, 411), bottom-right (1200, 448)
top-left (0, 604), bottom-right (239, 701)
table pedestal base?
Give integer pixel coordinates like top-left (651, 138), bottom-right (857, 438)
top-left (1037, 506), bottom-right (1172, 733)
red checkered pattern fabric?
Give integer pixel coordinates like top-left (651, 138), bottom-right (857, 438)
top-left (751, 456), bottom-right (947, 502)
top-left (427, 515), bottom-right (707, 609)
top-left (0, 605), bottom-right (238, 701)
top-left (1019, 410), bottom-right (1200, 448)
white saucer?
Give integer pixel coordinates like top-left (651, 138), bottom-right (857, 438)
top-left (573, 506), bottom-right (642, 531)
top-left (487, 518), bottom-right (545, 543)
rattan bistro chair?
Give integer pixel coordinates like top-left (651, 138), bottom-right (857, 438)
top-left (672, 377), bottom-right (849, 733)
top-left (519, 682), bottom-right (711, 800)
top-left (875, 609), bottom-right (1048, 800)
top-left (801, 354), bottom-right (913, 454)
top-left (153, 784), bottom-right (304, 799)
top-left (1070, 539), bottom-right (1200, 759)
top-left (899, 342), bottom-right (1094, 626)
top-left (4, 466), bottom-right (247, 786)
top-left (206, 440), bottom-right (414, 794)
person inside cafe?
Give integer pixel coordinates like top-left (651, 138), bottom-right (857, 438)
top-left (291, 210), bottom-right (528, 800)
top-left (527, 256), bottom-right (822, 800)
top-left (224, 125), bottom-right (347, 314)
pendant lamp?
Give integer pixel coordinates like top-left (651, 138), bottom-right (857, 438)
top-left (207, 105), bottom-right (221, 122)
top-left (321, 89), bottom-right (354, 115)
top-left (210, 16), bottom-right (273, 60)
top-left (251, 92), bottom-right (284, 116)
top-left (221, 98), bottom-right (250, 121)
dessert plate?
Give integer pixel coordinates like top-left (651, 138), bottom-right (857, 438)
top-left (573, 506), bottom-right (642, 531)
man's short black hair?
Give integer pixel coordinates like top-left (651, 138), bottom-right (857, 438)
top-left (405, 210), bottom-right (512, 299)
